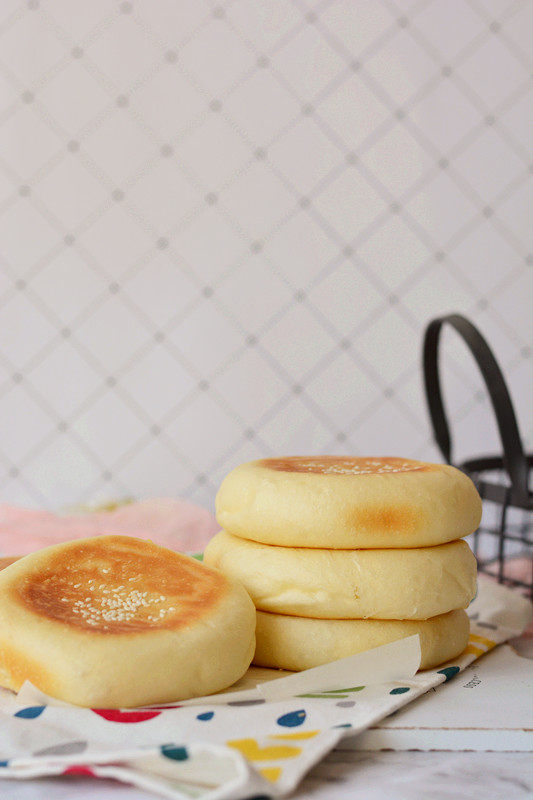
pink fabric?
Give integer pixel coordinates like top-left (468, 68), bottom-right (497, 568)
top-left (483, 556), bottom-right (532, 585)
top-left (0, 499), bottom-right (219, 556)
top-left (484, 557), bottom-right (533, 636)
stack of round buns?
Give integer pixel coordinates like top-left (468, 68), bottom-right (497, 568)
top-left (204, 456), bottom-right (481, 671)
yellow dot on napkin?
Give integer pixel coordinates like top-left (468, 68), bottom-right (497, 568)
top-left (465, 644), bottom-right (485, 656)
top-left (260, 766), bottom-right (282, 782)
top-left (269, 730), bottom-right (320, 741)
top-left (227, 738), bottom-right (301, 761)
top-left (469, 633), bottom-right (496, 649)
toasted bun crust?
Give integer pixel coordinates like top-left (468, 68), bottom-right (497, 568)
top-left (216, 456), bottom-right (482, 548)
top-left (0, 535), bottom-right (255, 707)
top-left (254, 609), bottom-right (470, 671)
top-left (204, 532), bottom-right (477, 620)
top-left (0, 556), bottom-right (19, 570)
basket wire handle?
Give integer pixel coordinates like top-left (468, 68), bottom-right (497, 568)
top-left (423, 313), bottom-right (529, 506)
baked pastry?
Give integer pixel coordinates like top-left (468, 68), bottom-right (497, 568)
top-left (0, 556), bottom-right (19, 570)
top-left (216, 456), bottom-right (482, 548)
top-left (0, 535), bottom-right (255, 707)
top-left (254, 609), bottom-right (470, 671)
top-left (204, 531), bottom-right (477, 620)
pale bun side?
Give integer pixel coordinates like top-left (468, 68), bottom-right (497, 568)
top-left (0, 535), bottom-right (255, 707)
top-left (204, 531), bottom-right (477, 620)
top-left (254, 609), bottom-right (470, 671)
top-left (216, 456), bottom-right (482, 548)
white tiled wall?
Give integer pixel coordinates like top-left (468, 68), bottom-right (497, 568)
top-left (0, 0), bottom-right (531, 510)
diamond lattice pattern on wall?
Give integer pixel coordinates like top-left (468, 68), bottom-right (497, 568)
top-left (0, 0), bottom-right (531, 509)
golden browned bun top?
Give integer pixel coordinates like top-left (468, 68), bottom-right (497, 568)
top-left (260, 455), bottom-right (435, 476)
top-left (12, 535), bottom-right (226, 635)
top-left (0, 556), bottom-right (19, 570)
top-left (216, 455), bottom-right (482, 548)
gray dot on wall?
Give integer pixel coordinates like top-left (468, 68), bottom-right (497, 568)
top-left (112, 189), bottom-right (124, 202)
top-left (388, 294), bottom-right (398, 305)
top-left (395, 108), bottom-right (405, 119)
top-left (156, 237), bottom-right (169, 250)
top-left (116, 94), bottom-right (129, 107)
top-left (109, 282), bottom-right (120, 293)
top-left (250, 240), bottom-right (263, 254)
top-left (209, 99), bottom-right (222, 112)
top-left (336, 432), bottom-right (347, 442)
top-left (442, 65), bottom-right (452, 77)
top-left (490, 21), bottom-right (500, 33)
top-left (340, 338), bottom-right (351, 350)
top-left (58, 421), bottom-right (68, 432)
top-left (485, 115), bottom-right (495, 126)
top-left (165, 50), bottom-right (178, 64)
top-left (205, 192), bottom-right (217, 205)
top-left (525, 254), bottom-right (533, 265)
top-left (18, 185), bottom-right (30, 197)
top-left (27, 0), bottom-right (39, 9)
top-left (398, 16), bottom-right (409, 27)
top-left (64, 234), bottom-right (75, 245)
top-left (151, 424), bottom-right (161, 436)
top-left (346, 152), bottom-right (357, 164)
top-left (294, 290), bottom-right (306, 302)
top-left (246, 334), bottom-right (257, 347)
top-left (255, 147), bottom-right (267, 160)
top-left (483, 206), bottom-right (493, 217)
top-left (390, 202), bottom-right (401, 213)
top-left (22, 91), bottom-right (34, 103)
top-left (521, 346), bottom-right (531, 358)
top-left (384, 387), bottom-right (394, 398)
top-left (203, 286), bottom-right (213, 298)
top-left (343, 245), bottom-right (354, 257)
top-left (196, 474), bottom-right (207, 485)
top-left (477, 298), bottom-right (488, 310)
top-left (71, 46), bottom-right (83, 59)
top-left (12, 372), bottom-right (23, 383)
top-left (299, 196), bottom-right (310, 209)
top-left (9, 467), bottom-right (19, 478)
top-left (351, 60), bottom-right (361, 72)
top-left (198, 379), bottom-right (209, 391)
top-left (67, 140), bottom-right (80, 153)
top-left (103, 470), bottom-right (113, 481)
top-left (257, 55), bottom-right (269, 68)
top-left (160, 143), bottom-right (174, 157)
top-left (435, 251), bottom-right (446, 262)
top-left (212, 5), bottom-right (224, 18)
top-left (245, 428), bottom-right (255, 440)
top-left (120, 1), bottom-right (132, 12)
top-left (15, 278), bottom-right (26, 290)
top-left (106, 376), bottom-right (116, 387)
top-left (475, 389), bottom-right (485, 402)
top-left (306, 11), bottom-right (316, 23)
top-left (301, 103), bottom-right (314, 116)
top-left (61, 327), bottom-right (71, 338)
top-left (438, 158), bottom-right (449, 169)
top-left (292, 384), bottom-right (303, 395)
top-left (154, 331), bottom-right (165, 342)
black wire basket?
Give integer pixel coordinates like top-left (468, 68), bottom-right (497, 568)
top-left (423, 313), bottom-right (532, 598)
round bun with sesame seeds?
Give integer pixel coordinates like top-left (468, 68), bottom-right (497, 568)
top-left (0, 535), bottom-right (255, 707)
top-left (215, 456), bottom-right (482, 548)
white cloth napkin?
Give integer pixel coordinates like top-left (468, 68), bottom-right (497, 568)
top-left (0, 576), bottom-right (530, 799)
